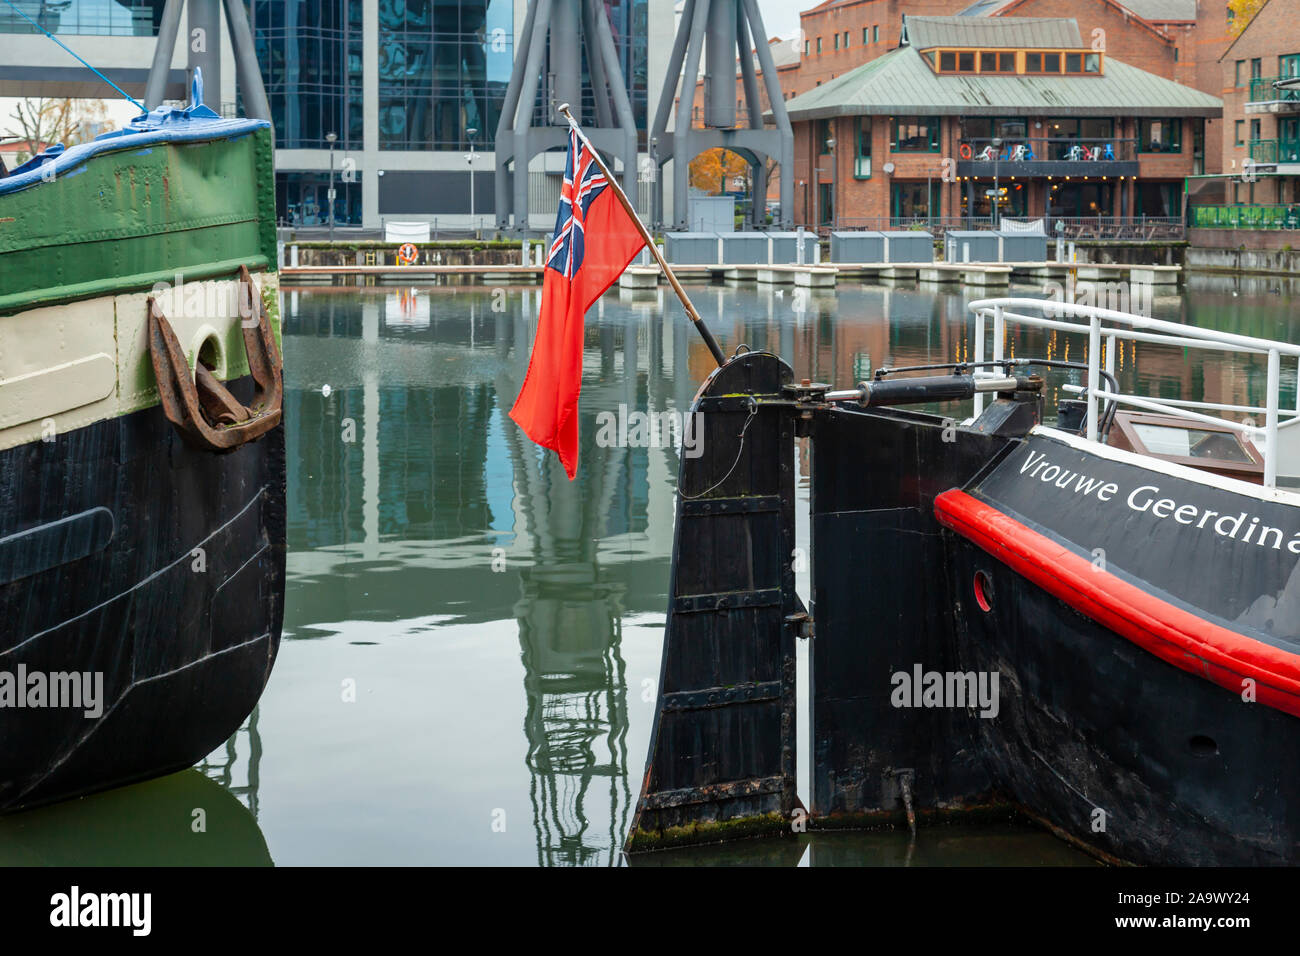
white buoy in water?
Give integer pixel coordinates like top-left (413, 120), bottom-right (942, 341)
top-left (321, 384), bottom-right (332, 397)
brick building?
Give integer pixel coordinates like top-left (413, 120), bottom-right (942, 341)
top-left (781, 15), bottom-right (1221, 227)
top-left (1215, 0), bottom-right (1300, 207)
top-left (681, 0), bottom-right (1225, 218)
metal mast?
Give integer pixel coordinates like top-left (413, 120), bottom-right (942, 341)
top-left (652, 0), bottom-right (793, 230)
top-left (144, 0), bottom-right (271, 119)
top-left (494, 0), bottom-right (640, 236)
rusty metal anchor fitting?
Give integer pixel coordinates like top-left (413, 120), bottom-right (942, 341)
top-left (147, 263), bottom-right (283, 452)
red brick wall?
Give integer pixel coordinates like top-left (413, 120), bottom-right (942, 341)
top-left (787, 112), bottom-right (1198, 225)
top-left (795, 0), bottom-right (969, 89)
top-left (1218, 0), bottom-right (1300, 184)
top-left (1003, 0), bottom-right (1177, 78)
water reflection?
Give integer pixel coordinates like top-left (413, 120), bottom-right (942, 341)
top-left (631, 825), bottom-right (1102, 866)
top-left (196, 707), bottom-right (263, 818)
top-left (0, 770), bottom-right (271, 867)
top-left (271, 276), bottom-right (1300, 865)
top-left (7, 276), bottom-right (1290, 865)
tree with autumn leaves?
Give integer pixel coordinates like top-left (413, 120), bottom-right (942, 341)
top-left (688, 148), bottom-right (749, 194)
top-left (1228, 0), bottom-right (1266, 34)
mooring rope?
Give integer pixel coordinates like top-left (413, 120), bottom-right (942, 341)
top-left (2, 0), bottom-right (145, 111)
top-left (678, 398), bottom-right (759, 500)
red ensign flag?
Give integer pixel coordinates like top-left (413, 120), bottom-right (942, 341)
top-left (508, 128), bottom-right (646, 479)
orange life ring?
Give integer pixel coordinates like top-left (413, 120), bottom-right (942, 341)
top-left (397, 242), bottom-right (418, 265)
top-left (959, 143), bottom-right (973, 160)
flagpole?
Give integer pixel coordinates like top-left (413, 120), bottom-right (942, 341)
top-left (557, 103), bottom-right (727, 368)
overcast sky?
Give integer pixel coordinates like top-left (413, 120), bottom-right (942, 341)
top-left (758, 0), bottom-right (803, 41)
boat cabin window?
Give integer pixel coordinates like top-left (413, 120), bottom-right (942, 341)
top-left (1131, 423), bottom-right (1256, 464)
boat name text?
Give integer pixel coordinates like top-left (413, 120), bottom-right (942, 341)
top-left (1019, 449), bottom-right (1300, 552)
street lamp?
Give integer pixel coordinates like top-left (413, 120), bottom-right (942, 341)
top-left (649, 136), bottom-right (659, 232)
top-left (991, 136), bottom-right (1002, 228)
top-left (466, 127), bottom-right (479, 239)
top-left (325, 132), bottom-right (338, 242)
top-left (826, 136), bottom-right (836, 231)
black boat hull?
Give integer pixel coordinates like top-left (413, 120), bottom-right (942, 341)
top-left (629, 351), bottom-right (1300, 864)
top-left (951, 536), bottom-right (1300, 865)
top-left (0, 375), bottom-right (286, 812)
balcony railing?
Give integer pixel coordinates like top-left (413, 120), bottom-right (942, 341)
top-left (1051, 216), bottom-right (1183, 239)
top-left (1190, 204), bottom-right (1300, 229)
top-left (959, 137), bottom-right (1138, 164)
top-left (821, 215), bottom-right (1183, 240)
top-left (1249, 76), bottom-right (1300, 104)
top-left (1248, 137), bottom-right (1300, 164)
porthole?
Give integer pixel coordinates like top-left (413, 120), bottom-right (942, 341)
top-left (973, 569), bottom-right (993, 613)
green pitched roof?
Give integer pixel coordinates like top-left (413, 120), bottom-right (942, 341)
top-left (783, 45), bottom-right (1223, 119)
top-left (903, 15), bottom-right (1082, 49)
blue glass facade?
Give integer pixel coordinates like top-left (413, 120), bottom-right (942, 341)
top-left (276, 171), bottom-right (363, 227)
top-left (0, 0), bottom-right (163, 36)
top-left (377, 0), bottom-right (515, 150)
top-left (252, 0), bottom-right (364, 150)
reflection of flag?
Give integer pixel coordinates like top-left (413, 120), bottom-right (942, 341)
top-left (509, 128), bottom-right (646, 479)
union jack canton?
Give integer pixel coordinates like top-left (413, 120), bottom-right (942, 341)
top-left (546, 129), bottom-right (609, 278)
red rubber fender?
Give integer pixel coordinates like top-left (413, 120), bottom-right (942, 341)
top-left (934, 488), bottom-right (1300, 719)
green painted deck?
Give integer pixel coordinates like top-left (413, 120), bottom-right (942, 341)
top-left (0, 126), bottom-right (277, 316)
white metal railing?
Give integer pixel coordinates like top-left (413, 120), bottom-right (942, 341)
top-left (968, 297), bottom-right (1300, 488)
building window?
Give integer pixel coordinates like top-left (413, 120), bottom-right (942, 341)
top-left (1135, 181), bottom-right (1183, 217)
top-left (980, 51), bottom-right (996, 72)
top-left (817, 182), bottom-right (834, 226)
top-left (863, 27), bottom-right (869, 44)
top-left (1044, 52), bottom-right (1061, 72)
top-left (371, 0), bottom-right (525, 150)
top-left (940, 51), bottom-right (956, 71)
top-left (1000, 52), bottom-right (1016, 71)
top-left (1085, 52), bottom-right (1101, 72)
top-left (818, 118), bottom-right (833, 154)
top-left (833, 33), bottom-right (839, 50)
top-left (1065, 52), bottom-right (1082, 72)
top-left (844, 31), bottom-right (849, 47)
top-left (1251, 118), bottom-right (1262, 142)
top-left (0, 0), bottom-right (164, 35)
top-left (276, 170), bottom-right (363, 226)
top-left (1026, 52), bottom-right (1042, 72)
top-left (254, 0), bottom-right (365, 150)
top-left (1174, 47), bottom-right (1179, 62)
top-left (1139, 118), bottom-right (1182, 152)
top-left (891, 182), bottom-right (940, 219)
top-left (817, 36), bottom-right (822, 53)
top-left (805, 39), bottom-right (810, 55)
top-left (891, 116), bottom-right (940, 152)
top-left (1236, 119), bottom-right (1245, 145)
top-left (1252, 58), bottom-right (1262, 79)
top-left (873, 25), bottom-right (878, 43)
top-left (854, 116), bottom-right (872, 178)
top-left (1282, 53), bottom-right (1300, 78)
top-left (1235, 60), bottom-right (1245, 86)
top-left (958, 51), bottom-right (975, 71)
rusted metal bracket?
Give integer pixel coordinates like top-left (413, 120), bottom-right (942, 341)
top-left (147, 264), bottom-right (283, 453)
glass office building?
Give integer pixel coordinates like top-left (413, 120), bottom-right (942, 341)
top-left (251, 0), bottom-right (364, 151)
top-left (376, 0), bottom-right (514, 150)
top-left (4, 0), bottom-right (657, 228)
top-left (0, 0), bottom-right (164, 36)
